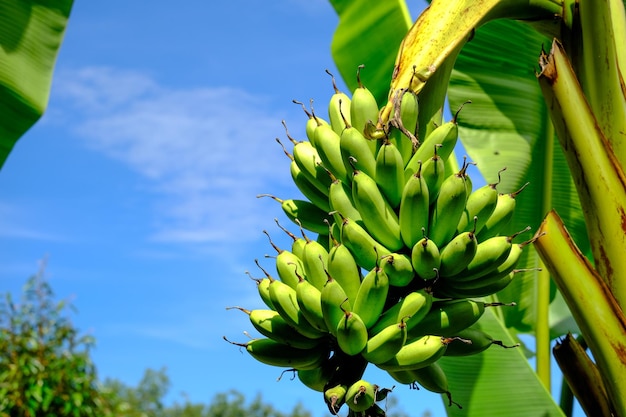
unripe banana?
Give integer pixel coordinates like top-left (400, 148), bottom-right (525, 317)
top-left (350, 65), bottom-right (380, 155)
top-left (456, 170), bottom-right (505, 234)
top-left (405, 119), bottom-right (458, 180)
top-left (295, 268), bottom-right (328, 333)
top-left (386, 369), bottom-right (417, 385)
top-left (336, 305), bottom-right (369, 356)
top-left (247, 271), bottom-right (275, 310)
top-left (279, 144), bottom-right (332, 212)
top-left (326, 69), bottom-right (352, 136)
top-left (268, 277), bottom-right (325, 340)
top-left (327, 239), bottom-right (362, 304)
top-left (420, 149), bottom-right (446, 204)
top-left (375, 139), bottom-right (405, 209)
top-left (324, 383), bottom-right (348, 415)
top-left (258, 194), bottom-right (332, 235)
top-left (361, 320), bottom-right (408, 364)
top-left (428, 164), bottom-right (470, 247)
top-left (274, 218), bottom-right (307, 260)
top-left (407, 299), bottom-right (488, 340)
top-left (381, 253), bottom-right (415, 287)
top-left (437, 269), bottom-right (525, 298)
top-left (339, 215), bottom-right (391, 270)
top-left (475, 182), bottom-right (528, 241)
top-left (353, 265), bottom-right (390, 329)
top-left (351, 165), bottom-right (403, 251)
top-left (389, 88), bottom-right (419, 165)
top-left (345, 379), bottom-right (376, 412)
top-left (444, 326), bottom-right (519, 356)
top-left (320, 275), bottom-right (350, 337)
top-left (376, 335), bottom-right (448, 372)
top-left (227, 307), bottom-right (322, 349)
top-left (300, 235), bottom-right (330, 290)
top-left (223, 336), bottom-right (328, 370)
top-left (297, 363), bottom-right (335, 392)
top-left (263, 231), bottom-right (303, 290)
top-left (438, 228), bottom-right (478, 277)
top-left (409, 362), bottom-right (459, 408)
top-left (328, 177), bottom-right (363, 228)
top-left (293, 99), bottom-right (328, 148)
top-left (287, 134), bottom-right (333, 195)
top-left (339, 107), bottom-right (377, 180)
top-left (411, 234), bottom-right (441, 280)
top-left (399, 164), bottom-right (430, 248)
top-left (313, 119), bottom-right (350, 184)
top-left (445, 227), bottom-right (530, 283)
top-left (370, 289), bottom-right (433, 335)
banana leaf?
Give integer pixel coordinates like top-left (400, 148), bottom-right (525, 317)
top-left (0, 0), bottom-right (74, 169)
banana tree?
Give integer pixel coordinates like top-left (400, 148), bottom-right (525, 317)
top-left (327, 0), bottom-right (626, 415)
top-left (0, 0), bottom-right (74, 169)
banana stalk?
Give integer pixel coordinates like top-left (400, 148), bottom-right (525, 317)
top-left (536, 39), bottom-right (626, 308)
top-left (553, 333), bottom-right (615, 417)
top-left (533, 210), bottom-right (626, 415)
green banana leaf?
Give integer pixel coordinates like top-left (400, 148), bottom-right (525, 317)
top-left (0, 0), bottom-right (74, 169)
top-left (439, 308), bottom-right (564, 417)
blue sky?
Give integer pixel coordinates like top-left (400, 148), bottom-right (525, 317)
top-left (0, 1), bottom-right (448, 416)
top-left (0, 1), bottom-right (580, 416)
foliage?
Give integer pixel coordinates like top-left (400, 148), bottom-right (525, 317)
top-left (0, 266), bottom-right (110, 417)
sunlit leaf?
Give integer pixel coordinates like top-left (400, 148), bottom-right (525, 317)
top-left (0, 0), bottom-right (74, 168)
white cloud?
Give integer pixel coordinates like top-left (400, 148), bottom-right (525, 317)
top-left (53, 67), bottom-right (295, 244)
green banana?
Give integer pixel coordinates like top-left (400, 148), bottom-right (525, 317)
top-left (407, 299), bottom-right (493, 339)
top-left (286, 132), bottom-right (333, 195)
top-left (268, 276), bottom-right (325, 340)
top-left (274, 218), bottom-right (306, 260)
top-left (324, 383), bottom-right (348, 415)
top-left (227, 307), bottom-right (322, 349)
top-left (246, 271), bottom-right (275, 310)
top-left (375, 139), bottom-right (405, 209)
top-left (345, 379), bottom-right (376, 412)
top-left (263, 230), bottom-right (303, 289)
top-left (295, 266), bottom-right (328, 333)
top-left (293, 99), bottom-right (328, 148)
top-left (411, 234), bottom-right (441, 280)
top-left (437, 228), bottom-right (478, 278)
top-left (361, 320), bottom-right (408, 364)
top-left (326, 69), bottom-right (352, 136)
top-left (258, 194), bottom-right (332, 235)
top-left (336, 303), bottom-right (369, 356)
top-left (381, 253), bottom-right (415, 287)
top-left (456, 168), bottom-right (506, 234)
top-left (376, 335), bottom-right (448, 372)
top-left (444, 326), bottom-right (519, 356)
top-left (327, 238), bottom-right (362, 305)
top-left (339, 105), bottom-right (377, 180)
top-left (409, 362), bottom-right (459, 408)
top-left (428, 163), bottom-right (471, 247)
top-left (287, 151), bottom-right (332, 212)
top-left (328, 177), bottom-right (363, 228)
top-left (445, 227), bottom-right (530, 283)
top-left (313, 117), bottom-right (350, 184)
top-left (386, 369), bottom-right (417, 385)
top-left (420, 148), bottom-right (446, 204)
top-left (436, 270), bottom-right (525, 298)
top-left (475, 182), bottom-right (529, 241)
top-left (349, 65), bottom-right (380, 155)
top-left (370, 289), bottom-right (433, 335)
top-left (320, 275), bottom-right (350, 337)
top-left (399, 164), bottom-right (430, 248)
top-left (223, 336), bottom-right (328, 370)
top-left (405, 118), bottom-right (458, 180)
top-left (353, 265), bottom-right (390, 329)
top-left (389, 88), bottom-right (419, 165)
top-left (351, 163), bottom-right (403, 251)
top-left (297, 361), bottom-right (335, 392)
top-left (300, 234), bottom-right (330, 291)
top-left (339, 214), bottom-right (391, 270)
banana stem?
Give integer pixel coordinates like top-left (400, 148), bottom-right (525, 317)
top-left (537, 39), bottom-right (626, 309)
top-left (533, 210), bottom-right (626, 416)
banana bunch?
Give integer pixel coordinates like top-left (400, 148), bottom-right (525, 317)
top-left (225, 68), bottom-right (530, 416)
